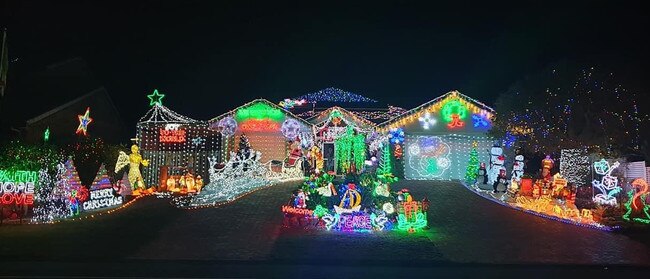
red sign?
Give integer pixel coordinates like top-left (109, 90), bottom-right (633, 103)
top-left (240, 119), bottom-right (281, 132)
top-left (282, 205), bottom-right (313, 215)
top-left (159, 129), bottom-right (186, 143)
top-left (1, 182), bottom-right (35, 205)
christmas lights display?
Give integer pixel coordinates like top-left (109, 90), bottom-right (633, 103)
top-left (490, 66), bottom-right (649, 156)
top-left (377, 91), bottom-right (494, 133)
top-left (210, 99), bottom-right (311, 163)
top-left (405, 136), bottom-right (451, 179)
top-left (292, 87), bottom-right (378, 103)
top-left (281, 119), bottom-right (302, 140)
top-left (115, 145), bottom-right (150, 195)
top-left (334, 126), bottom-right (366, 174)
top-left (311, 107), bottom-right (375, 144)
top-left (418, 112), bottom-right (437, 129)
top-left (464, 142), bottom-right (480, 183)
top-left (75, 107), bottom-right (93, 136)
top-left (591, 159), bottom-right (622, 206)
top-left (281, 159), bottom-right (424, 233)
top-left (44, 127), bottom-right (50, 142)
top-left (622, 178), bottom-right (650, 224)
top-left (559, 149), bottom-right (590, 187)
top-left (137, 93), bottom-right (221, 192)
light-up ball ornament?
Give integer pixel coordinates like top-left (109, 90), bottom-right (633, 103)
top-left (383, 202), bottom-right (395, 214)
top-left (281, 119), bottom-right (302, 140)
top-left (217, 117), bottom-right (238, 137)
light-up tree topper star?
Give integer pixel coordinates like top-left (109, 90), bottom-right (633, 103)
top-left (76, 107), bottom-right (93, 136)
top-left (147, 89), bottom-right (165, 106)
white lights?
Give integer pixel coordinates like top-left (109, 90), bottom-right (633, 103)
top-left (418, 112), bottom-right (437, 129)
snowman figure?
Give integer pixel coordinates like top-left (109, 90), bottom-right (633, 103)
top-left (511, 155), bottom-right (525, 184)
top-left (488, 144), bottom-right (506, 185)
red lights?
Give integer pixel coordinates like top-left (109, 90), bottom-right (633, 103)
top-left (282, 205), bottom-right (313, 215)
top-left (159, 129), bottom-right (186, 143)
top-left (240, 119), bottom-right (281, 132)
top-left (1, 193), bottom-right (34, 205)
top-left (447, 114), bottom-right (465, 129)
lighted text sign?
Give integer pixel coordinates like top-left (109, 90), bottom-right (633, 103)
top-left (240, 119), bottom-right (281, 132)
top-left (0, 170), bottom-right (37, 205)
top-left (82, 188), bottom-right (123, 210)
top-left (281, 205), bottom-right (314, 215)
top-left (159, 129), bottom-right (186, 143)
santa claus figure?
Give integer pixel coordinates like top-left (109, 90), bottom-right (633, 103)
top-left (287, 137), bottom-right (303, 166)
top-left (511, 155), bottom-right (525, 184)
top-left (488, 144), bottom-right (506, 185)
top-left (541, 155), bottom-right (554, 184)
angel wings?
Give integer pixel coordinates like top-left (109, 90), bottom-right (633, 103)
top-left (115, 151), bottom-right (130, 173)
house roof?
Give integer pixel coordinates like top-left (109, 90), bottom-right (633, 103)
top-left (307, 106), bottom-right (377, 129)
top-left (376, 90), bottom-right (495, 132)
top-left (209, 98), bottom-right (313, 127)
top-left (26, 87), bottom-right (119, 125)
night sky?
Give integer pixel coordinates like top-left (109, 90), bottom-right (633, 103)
top-left (1, 1), bottom-right (648, 130)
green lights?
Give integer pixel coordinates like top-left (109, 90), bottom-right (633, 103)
top-left (44, 127), bottom-right (50, 142)
top-left (235, 102), bottom-right (284, 122)
top-left (0, 169), bottom-right (39, 183)
top-left (441, 99), bottom-right (468, 122)
top-left (147, 89), bottom-right (165, 107)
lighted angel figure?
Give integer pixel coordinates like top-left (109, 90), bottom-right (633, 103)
top-left (115, 144), bottom-right (149, 194)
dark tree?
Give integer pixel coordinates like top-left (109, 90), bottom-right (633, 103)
top-left (490, 62), bottom-right (648, 158)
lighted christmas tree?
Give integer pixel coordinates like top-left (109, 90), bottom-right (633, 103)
top-left (378, 145), bottom-right (392, 176)
top-left (62, 158), bottom-right (83, 191)
top-left (32, 165), bottom-right (72, 223)
top-left (90, 164), bottom-right (112, 190)
top-left (464, 141), bottom-right (480, 183)
top-left (236, 134), bottom-right (253, 160)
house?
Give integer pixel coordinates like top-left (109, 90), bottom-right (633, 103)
top-left (209, 99), bottom-right (313, 163)
top-left (377, 90), bottom-right (496, 180)
top-left (24, 87), bottom-right (126, 144)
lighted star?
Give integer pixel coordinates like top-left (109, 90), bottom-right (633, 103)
top-left (147, 89), bottom-right (165, 106)
top-left (76, 107), bottom-right (93, 136)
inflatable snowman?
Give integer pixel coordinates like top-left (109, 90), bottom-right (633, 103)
top-left (511, 155), bottom-right (525, 184)
top-left (488, 144), bottom-right (506, 185)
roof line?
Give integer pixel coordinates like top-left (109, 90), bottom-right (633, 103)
top-left (209, 98), bottom-right (313, 127)
top-left (26, 87), bottom-right (106, 125)
top-left (307, 106), bottom-right (377, 127)
top-left (376, 90), bottom-right (494, 129)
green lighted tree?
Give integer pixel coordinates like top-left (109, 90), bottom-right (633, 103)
top-left (464, 141), bottom-right (480, 183)
top-left (335, 126), bottom-right (366, 173)
top-left (378, 144), bottom-right (391, 176)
